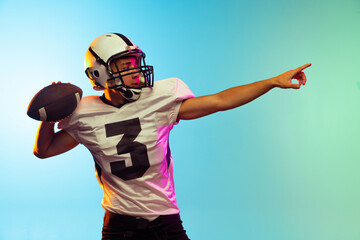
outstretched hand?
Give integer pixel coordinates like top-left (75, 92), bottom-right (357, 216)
top-left (274, 63), bottom-right (312, 89)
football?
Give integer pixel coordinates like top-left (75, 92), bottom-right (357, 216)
top-left (27, 83), bottom-right (83, 122)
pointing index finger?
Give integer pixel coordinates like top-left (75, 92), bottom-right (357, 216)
top-left (296, 63), bottom-right (312, 72)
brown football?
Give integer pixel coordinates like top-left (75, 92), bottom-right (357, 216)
top-left (27, 83), bottom-right (82, 122)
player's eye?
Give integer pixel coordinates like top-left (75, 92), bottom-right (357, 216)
top-left (119, 63), bottom-right (131, 71)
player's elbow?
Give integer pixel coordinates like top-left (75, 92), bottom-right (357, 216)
top-left (33, 147), bottom-right (50, 159)
top-left (33, 150), bottom-right (46, 159)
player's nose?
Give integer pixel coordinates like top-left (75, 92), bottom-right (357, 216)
top-left (132, 72), bottom-right (140, 79)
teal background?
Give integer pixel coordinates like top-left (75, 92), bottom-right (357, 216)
top-left (1, 0), bottom-right (359, 239)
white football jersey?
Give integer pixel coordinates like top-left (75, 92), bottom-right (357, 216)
top-left (59, 78), bottom-right (194, 220)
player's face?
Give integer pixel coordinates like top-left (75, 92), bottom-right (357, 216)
top-left (110, 57), bottom-right (141, 88)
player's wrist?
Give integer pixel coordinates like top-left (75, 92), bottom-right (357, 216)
top-left (40, 121), bottom-right (56, 128)
top-left (265, 77), bottom-right (279, 88)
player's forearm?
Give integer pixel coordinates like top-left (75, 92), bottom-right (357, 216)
top-left (33, 122), bottom-right (56, 158)
top-left (178, 78), bottom-right (278, 120)
top-left (216, 78), bottom-right (277, 111)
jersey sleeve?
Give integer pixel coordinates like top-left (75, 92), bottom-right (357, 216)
top-left (169, 78), bottom-right (195, 124)
top-left (137, 78), bottom-right (194, 127)
top-left (57, 113), bottom-right (82, 144)
top-left (57, 96), bottom-right (96, 144)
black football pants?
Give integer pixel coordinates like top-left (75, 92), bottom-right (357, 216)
top-left (102, 210), bottom-right (190, 240)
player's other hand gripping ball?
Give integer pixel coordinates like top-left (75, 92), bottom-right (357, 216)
top-left (27, 82), bottom-right (83, 122)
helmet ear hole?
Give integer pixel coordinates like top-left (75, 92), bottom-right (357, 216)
top-left (94, 70), bottom-right (100, 78)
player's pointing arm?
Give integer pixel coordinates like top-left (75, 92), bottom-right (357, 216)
top-left (178, 63), bottom-right (311, 120)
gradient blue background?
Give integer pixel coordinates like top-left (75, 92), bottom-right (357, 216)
top-left (1, 0), bottom-right (359, 239)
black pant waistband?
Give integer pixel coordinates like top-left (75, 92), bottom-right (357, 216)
top-left (104, 211), bottom-right (182, 230)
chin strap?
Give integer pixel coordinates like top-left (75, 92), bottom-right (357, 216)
top-left (117, 87), bottom-right (142, 101)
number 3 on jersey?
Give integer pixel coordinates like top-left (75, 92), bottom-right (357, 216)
top-left (105, 118), bottom-right (150, 181)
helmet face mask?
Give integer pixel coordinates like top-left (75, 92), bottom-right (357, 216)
top-left (107, 51), bottom-right (153, 90)
top-left (84, 33), bottom-right (154, 101)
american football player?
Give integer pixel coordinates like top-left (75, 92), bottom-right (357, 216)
top-left (33, 33), bottom-right (311, 240)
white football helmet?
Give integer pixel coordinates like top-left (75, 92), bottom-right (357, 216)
top-left (84, 33), bottom-right (154, 101)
